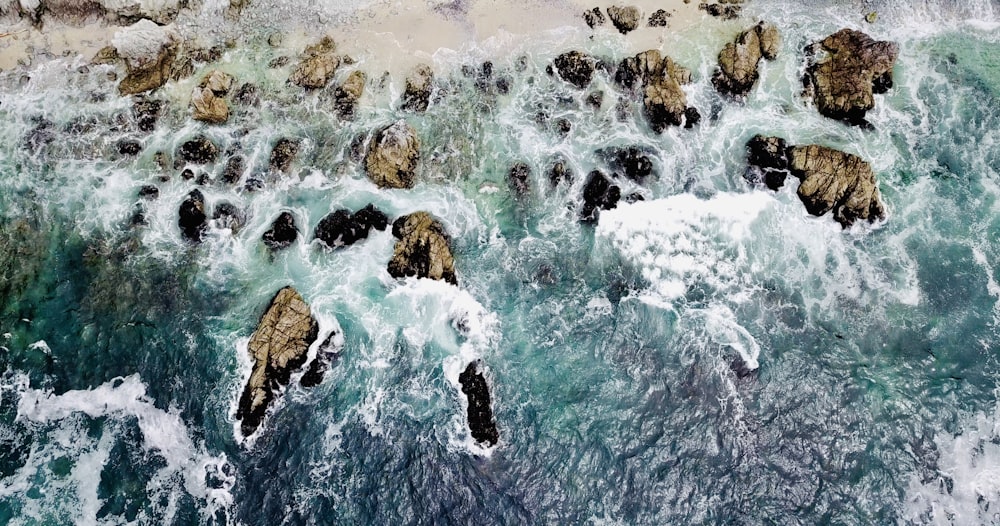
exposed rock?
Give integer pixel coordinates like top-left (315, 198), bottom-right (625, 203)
top-left (177, 135), bottom-right (219, 164)
top-left (458, 361), bottom-right (499, 447)
top-left (262, 211), bottom-right (297, 250)
top-left (615, 49), bottom-right (696, 131)
top-left (553, 51), bottom-right (596, 89)
top-left (803, 29), bottom-right (899, 125)
top-left (138, 185), bottom-right (159, 200)
top-left (713, 22), bottom-right (780, 97)
top-left (605, 146), bottom-right (653, 184)
top-left (289, 36), bottom-right (340, 89)
top-left (300, 330), bottom-right (343, 388)
top-left (212, 201), bottom-right (246, 233)
top-left (583, 7), bottom-right (605, 28)
top-left (133, 97), bottom-right (163, 132)
top-left (745, 134), bottom-right (790, 190)
top-left (509, 162), bottom-right (531, 198)
top-left (192, 87), bottom-right (229, 123)
top-left (269, 138), bottom-right (301, 174)
top-left (178, 189), bottom-right (207, 242)
top-left (113, 20), bottom-right (179, 96)
top-left (235, 287), bottom-right (319, 436)
top-left (401, 63), bottom-right (434, 112)
top-left (607, 5), bottom-right (642, 34)
top-left (116, 138), bottom-right (142, 156)
top-left (586, 90), bottom-right (604, 109)
top-left (548, 161), bottom-right (573, 187)
top-left (580, 170), bottom-right (621, 222)
top-left (314, 204), bottom-right (388, 249)
top-left (221, 156), bottom-right (245, 184)
top-left (233, 82), bottom-right (260, 106)
top-left (648, 9), bottom-right (670, 27)
top-left (364, 120), bottom-right (420, 189)
top-left (700, 2), bottom-right (742, 19)
top-left (334, 70), bottom-right (365, 119)
top-left (388, 212), bottom-right (458, 285)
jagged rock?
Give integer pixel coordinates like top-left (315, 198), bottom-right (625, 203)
top-left (803, 29), bottom-right (899, 125)
top-left (177, 135), bottom-right (219, 164)
top-left (700, 2), bottom-right (741, 19)
top-left (458, 361), bottom-right (499, 447)
top-left (269, 138), bottom-right (300, 174)
top-left (745, 135), bottom-right (886, 227)
top-left (745, 134), bottom-right (790, 190)
top-left (116, 138), bottom-right (142, 156)
top-left (615, 49), bottom-right (696, 131)
top-left (233, 82), bottom-right (260, 106)
top-left (388, 212), bottom-right (457, 285)
top-left (648, 9), bottom-right (670, 26)
top-left (333, 70), bottom-right (365, 118)
top-left (300, 330), bottom-right (343, 388)
top-left (713, 22), bottom-right (780, 97)
top-left (262, 211), bottom-right (297, 250)
top-left (212, 201), bottom-right (246, 233)
top-left (580, 170), bottom-right (621, 222)
top-left (583, 7), bottom-right (605, 27)
top-left (314, 204), bottom-right (388, 249)
top-left (289, 36), bottom-right (341, 89)
top-left (138, 185), bottom-right (159, 200)
top-left (178, 189), bottom-right (207, 242)
top-left (221, 156), bottom-right (245, 184)
top-left (113, 21), bottom-right (179, 95)
top-left (607, 5), bottom-right (642, 34)
top-left (509, 162), bottom-right (531, 198)
top-left (235, 287), bottom-right (319, 436)
top-left (548, 161), bottom-right (573, 187)
top-left (401, 63), bottom-right (434, 112)
top-left (553, 51), bottom-right (596, 89)
top-left (133, 97), bottom-right (162, 132)
top-left (192, 88), bottom-right (228, 123)
top-left (364, 120), bottom-right (420, 189)
top-left (606, 146), bottom-right (653, 184)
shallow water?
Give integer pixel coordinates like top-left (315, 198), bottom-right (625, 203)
top-left (1, 0), bottom-right (1000, 524)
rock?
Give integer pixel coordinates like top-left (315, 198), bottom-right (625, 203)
top-left (313, 204), bottom-right (388, 249)
top-left (865, 11), bottom-right (878, 24)
top-left (583, 6), bottom-right (605, 28)
top-left (700, 3), bottom-right (741, 19)
top-left (458, 361), bottom-right (499, 447)
top-left (191, 87), bottom-right (229, 123)
top-left (648, 9), bottom-right (670, 26)
top-left (509, 162), bottom-right (531, 198)
top-left (388, 212), bottom-right (458, 285)
top-left (269, 138), bottom-right (300, 174)
top-left (548, 161), bottom-right (573, 187)
top-left (262, 211), bottom-right (297, 250)
top-left (233, 82), bottom-right (260, 106)
top-left (221, 156), bottom-right (245, 184)
top-left (607, 146), bottom-right (653, 184)
top-left (401, 63), bottom-right (434, 112)
top-left (289, 36), bottom-right (341, 89)
top-left (133, 97), bottom-right (163, 132)
top-left (334, 70), bottom-right (365, 119)
top-left (803, 29), bottom-right (899, 125)
top-left (180, 168), bottom-right (195, 180)
top-left (615, 49), bottom-right (695, 131)
top-left (353, 203), bottom-right (389, 232)
top-left (364, 120), bottom-right (420, 189)
top-left (177, 135), bottom-right (219, 164)
top-left (212, 201), bottom-right (246, 233)
top-left (138, 185), bottom-right (159, 200)
top-left (300, 330), bottom-right (343, 388)
top-left (712, 22), bottom-right (780, 97)
top-left (268, 56), bottom-right (290, 69)
top-left (235, 287), bottom-right (319, 436)
top-left (586, 90), bottom-right (604, 109)
top-left (580, 170), bottom-right (621, 222)
top-left (607, 5), bottom-right (642, 34)
top-left (553, 51), bottom-right (596, 89)
top-left (684, 107), bottom-right (702, 128)
top-left (178, 189), bottom-right (207, 242)
top-left (113, 20), bottom-right (179, 96)
top-left (116, 138), bottom-right (142, 156)
top-left (745, 134), bottom-right (790, 190)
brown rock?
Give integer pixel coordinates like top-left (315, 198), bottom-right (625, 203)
top-left (712, 22), bottom-right (780, 97)
top-left (334, 70), bottom-right (365, 118)
top-left (118, 38), bottom-right (178, 96)
top-left (607, 5), bottom-right (642, 34)
top-left (191, 87), bottom-right (229, 123)
top-left (388, 212), bottom-right (457, 285)
top-left (803, 29), bottom-right (898, 125)
top-left (235, 287), bottom-right (319, 436)
top-left (364, 120), bottom-right (420, 189)
top-left (269, 138), bottom-right (301, 174)
top-left (289, 36), bottom-right (341, 89)
top-left (789, 145), bottom-right (885, 227)
top-left (401, 64), bottom-right (434, 112)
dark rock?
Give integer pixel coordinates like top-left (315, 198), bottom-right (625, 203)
top-left (609, 146), bottom-right (653, 184)
top-left (364, 120), bottom-right (420, 189)
top-left (180, 168), bottom-right (195, 180)
top-left (117, 139), bottom-right (142, 156)
top-left (268, 56), bottom-right (290, 68)
top-left (212, 201), bottom-right (246, 233)
top-left (745, 134), bottom-right (789, 189)
top-left (177, 135), bottom-right (219, 164)
top-left (684, 107), bottom-right (701, 128)
top-left (586, 90), bottom-right (604, 109)
top-left (625, 192), bottom-right (645, 203)
top-left (352, 203), bottom-right (389, 232)
top-left (196, 172), bottom-right (211, 185)
top-left (221, 156), bottom-right (245, 184)
top-left (388, 212), bottom-right (458, 285)
top-left (700, 3), bottom-right (741, 19)
top-left (607, 5), bottom-right (642, 34)
top-left (23, 118), bottom-right (55, 153)
top-left (401, 63), bottom-right (434, 112)
top-left (583, 7), bottom-right (605, 28)
top-left (549, 161), bottom-right (573, 187)
top-left (509, 162), bottom-right (531, 198)
top-left (334, 71), bottom-right (365, 119)
top-left (300, 330), bottom-right (342, 388)
top-left (178, 189), bottom-right (207, 242)
top-left (314, 204), bottom-right (388, 249)
top-left (233, 82), bottom-right (261, 106)
top-left (648, 9), bottom-right (670, 26)
top-left (581, 170), bottom-right (621, 222)
top-left (269, 138), bottom-right (300, 174)
top-left (138, 185), bottom-right (159, 200)
top-left (262, 211), bottom-right (297, 250)
top-left (458, 361), bottom-right (499, 447)
top-left (133, 98), bottom-right (163, 132)
top-left (495, 76), bottom-right (511, 95)
top-left (553, 51), bottom-right (596, 89)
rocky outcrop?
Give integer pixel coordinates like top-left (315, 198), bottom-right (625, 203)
top-left (235, 287), bottom-right (319, 436)
top-left (113, 20), bottom-right (179, 96)
top-left (177, 135), bottom-right (219, 164)
top-left (212, 201), bottom-right (246, 233)
top-left (712, 22), bottom-right (780, 97)
top-left (583, 7), bottom-right (605, 28)
top-left (269, 138), bottom-right (300, 174)
top-left (607, 5), bottom-right (642, 34)
top-left (803, 29), bottom-right (899, 125)
top-left (401, 64), bottom-right (434, 112)
top-left (603, 146), bottom-right (654, 184)
top-left (133, 97), bottom-right (163, 132)
top-left (388, 212), bottom-right (457, 285)
top-left (548, 161), bottom-right (573, 188)
top-left (314, 204), bottom-right (388, 249)
top-left (700, 2), bottom-right (742, 19)
top-left (580, 170), bottom-right (621, 222)
top-left (178, 189), bottom-right (207, 242)
top-left (458, 361), bottom-right (499, 447)
top-left (648, 9), bottom-right (670, 27)
top-left (616, 50), bottom-right (697, 132)
top-left (191, 70), bottom-right (234, 123)
top-left (19, 0), bottom-right (184, 25)
top-left (334, 70), bottom-right (365, 119)
top-left (300, 330), bottom-right (343, 388)
top-left (221, 155), bottom-right (245, 184)
top-left (509, 162), bottom-right (531, 198)
top-left (364, 121), bottom-right (420, 189)
top-left (262, 212), bottom-right (297, 251)
top-left (289, 36), bottom-right (340, 89)
top-left (745, 135), bottom-right (886, 227)
top-left (553, 51), bottom-right (597, 89)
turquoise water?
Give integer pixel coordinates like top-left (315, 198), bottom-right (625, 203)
top-left (2, 0), bottom-right (1000, 523)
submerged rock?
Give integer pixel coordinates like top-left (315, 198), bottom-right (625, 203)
top-left (334, 70), bottom-right (365, 119)
top-left (401, 64), bottom-right (434, 112)
top-left (388, 212), bottom-right (458, 285)
top-left (233, 82), bottom-right (261, 106)
top-left (509, 162), bottom-right (531, 198)
top-left (553, 51), bottom-right (597, 89)
top-left (607, 5), bottom-right (642, 34)
top-left (314, 204), bottom-right (388, 249)
top-left (178, 189), bottom-right (207, 242)
top-left (458, 361), bottom-right (499, 447)
top-left (583, 7), bottom-right (605, 28)
top-left (713, 22), bottom-right (780, 97)
top-left (580, 170), bottom-right (621, 222)
top-left (114, 20), bottom-right (179, 95)
top-left (138, 185), bottom-right (159, 200)
top-left (235, 287), bottom-right (319, 436)
top-left (548, 161), bottom-right (573, 188)
top-left (212, 201), bottom-right (246, 233)
top-left (269, 138), bottom-right (301, 174)
top-left (803, 29), bottom-right (899, 125)
top-left (262, 211), bottom-right (297, 250)
top-left (364, 120), bottom-right (420, 189)
top-left (289, 36), bottom-right (340, 89)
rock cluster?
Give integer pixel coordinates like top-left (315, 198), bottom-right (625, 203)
top-left (553, 51), bottom-right (597, 89)
top-left (616, 50), bottom-right (698, 132)
top-left (387, 212), bottom-right (458, 285)
top-left (401, 64), bottom-right (434, 112)
top-left (364, 121), bottom-right (421, 189)
top-left (289, 36), bottom-right (341, 89)
top-left (580, 170), bottom-right (621, 222)
top-left (712, 22), bottom-right (780, 97)
top-left (314, 204), bottom-right (389, 249)
top-left (803, 29), bottom-right (898, 125)
top-left (459, 361), bottom-right (499, 447)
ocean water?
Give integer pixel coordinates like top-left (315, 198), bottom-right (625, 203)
top-left (1, 0), bottom-right (1000, 523)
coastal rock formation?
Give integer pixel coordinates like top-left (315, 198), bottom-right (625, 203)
top-left (553, 51), bottom-right (596, 89)
top-left (177, 135), bottom-right (219, 164)
top-left (580, 170), bottom-right (621, 222)
top-left (605, 146), bottom-right (653, 184)
top-left (700, 2), bottom-right (742, 19)
top-left (269, 138), bottom-right (301, 174)
top-left (401, 64), bottom-right (434, 112)
top-left (235, 287), bottom-right (319, 436)
top-left (648, 9), bottom-right (670, 27)
top-left (713, 22), bottom-right (780, 97)
top-left (192, 70), bottom-right (234, 123)
top-left (616, 50), bottom-right (697, 132)
top-left (458, 361), bottom-right (499, 447)
top-left (745, 135), bottom-right (886, 227)
top-left (364, 121), bottom-right (420, 189)
top-left (300, 330), bottom-right (343, 388)
top-left (221, 155), bottom-right (245, 184)
top-left (314, 204), bottom-right (388, 249)
top-left (113, 20), bottom-right (179, 95)
top-left (508, 162), bottom-right (531, 198)
top-left (18, 0), bottom-right (183, 25)
top-left (803, 29), bottom-right (899, 125)
top-left (262, 211), bottom-right (297, 251)
top-left (583, 7), bottom-right (605, 28)
top-left (607, 5), bottom-right (642, 34)
top-left (178, 189), bottom-right (207, 242)
top-left (289, 36), bottom-right (341, 89)
top-left (212, 201), bottom-right (246, 233)
top-left (334, 70), bottom-right (365, 119)
top-left (388, 212), bottom-right (458, 285)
